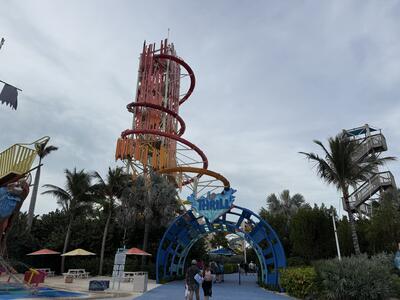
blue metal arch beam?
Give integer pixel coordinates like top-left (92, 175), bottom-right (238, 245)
top-left (156, 206), bottom-right (286, 286)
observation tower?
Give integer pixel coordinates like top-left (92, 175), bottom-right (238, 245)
top-left (342, 124), bottom-right (397, 217)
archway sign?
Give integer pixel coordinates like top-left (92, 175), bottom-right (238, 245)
top-left (156, 188), bottom-right (287, 286)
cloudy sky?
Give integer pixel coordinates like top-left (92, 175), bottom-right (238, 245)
top-left (1, 1), bottom-right (400, 216)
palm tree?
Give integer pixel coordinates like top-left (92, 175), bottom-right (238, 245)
top-left (265, 190), bottom-right (305, 218)
top-left (42, 168), bottom-right (92, 273)
top-left (300, 136), bottom-right (395, 255)
top-left (117, 173), bottom-right (178, 266)
top-left (140, 173), bottom-right (178, 266)
top-left (117, 178), bottom-right (143, 248)
top-left (27, 141), bottom-right (58, 231)
top-left (92, 167), bottom-right (129, 276)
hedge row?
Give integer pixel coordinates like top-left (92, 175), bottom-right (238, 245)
top-left (280, 266), bottom-right (318, 298)
top-left (280, 253), bottom-right (400, 300)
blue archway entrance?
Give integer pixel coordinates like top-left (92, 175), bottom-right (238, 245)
top-left (156, 205), bottom-right (286, 286)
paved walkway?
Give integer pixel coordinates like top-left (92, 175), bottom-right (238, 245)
top-left (133, 273), bottom-right (293, 300)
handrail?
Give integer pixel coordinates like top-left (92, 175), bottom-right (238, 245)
top-left (353, 134), bottom-right (386, 161)
top-left (0, 136), bottom-right (49, 156)
top-left (348, 171), bottom-right (395, 208)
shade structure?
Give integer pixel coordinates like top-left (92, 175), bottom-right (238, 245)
top-left (27, 249), bottom-right (60, 256)
top-left (208, 248), bottom-right (235, 256)
top-left (61, 248), bottom-right (96, 257)
top-left (126, 247), bottom-right (151, 256)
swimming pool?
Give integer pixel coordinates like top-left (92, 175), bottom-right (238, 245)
top-left (0, 284), bottom-right (86, 299)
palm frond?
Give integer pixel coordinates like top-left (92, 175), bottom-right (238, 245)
top-left (300, 151), bottom-right (340, 189)
top-left (42, 184), bottom-right (70, 199)
top-left (42, 145), bottom-right (58, 157)
top-left (313, 139), bottom-right (334, 162)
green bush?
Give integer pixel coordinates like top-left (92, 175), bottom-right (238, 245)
top-left (287, 256), bottom-right (308, 267)
top-left (314, 253), bottom-right (394, 300)
top-left (390, 274), bottom-right (400, 298)
top-left (280, 266), bottom-right (319, 299)
top-left (223, 263), bottom-right (237, 274)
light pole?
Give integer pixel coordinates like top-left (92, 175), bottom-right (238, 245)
top-left (241, 221), bottom-right (247, 263)
top-left (331, 212), bottom-right (342, 261)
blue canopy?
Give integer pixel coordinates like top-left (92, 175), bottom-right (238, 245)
top-left (344, 126), bottom-right (377, 137)
top-left (208, 248), bottom-right (235, 256)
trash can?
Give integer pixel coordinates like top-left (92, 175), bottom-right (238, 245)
top-left (89, 280), bottom-right (109, 291)
top-left (132, 272), bottom-right (148, 293)
top-left (64, 275), bottom-right (74, 283)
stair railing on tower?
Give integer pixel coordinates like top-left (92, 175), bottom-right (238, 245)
top-left (342, 124), bottom-right (396, 217)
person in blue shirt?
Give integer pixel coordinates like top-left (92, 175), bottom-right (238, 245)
top-left (0, 179), bottom-right (29, 250)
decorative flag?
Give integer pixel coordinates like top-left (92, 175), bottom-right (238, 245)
top-left (0, 83), bottom-right (18, 110)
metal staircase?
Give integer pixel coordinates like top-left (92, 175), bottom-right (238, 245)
top-left (352, 133), bottom-right (387, 162)
top-left (342, 125), bottom-right (396, 216)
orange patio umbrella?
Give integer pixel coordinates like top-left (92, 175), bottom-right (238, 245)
top-left (27, 248), bottom-right (60, 256)
top-left (126, 247), bottom-right (152, 256)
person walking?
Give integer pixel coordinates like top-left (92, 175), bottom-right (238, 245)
top-left (249, 261), bottom-right (256, 274)
top-left (244, 262), bottom-right (249, 276)
top-left (197, 259), bottom-right (204, 271)
top-left (210, 261), bottom-right (218, 283)
top-left (186, 259), bottom-right (201, 300)
top-left (202, 264), bottom-right (213, 300)
top-left (219, 261), bottom-right (224, 283)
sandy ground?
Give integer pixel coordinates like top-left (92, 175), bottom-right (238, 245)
top-left (44, 275), bottom-right (160, 299)
top-left (1, 274), bottom-right (160, 299)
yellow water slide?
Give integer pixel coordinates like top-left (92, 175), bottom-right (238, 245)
top-left (0, 136), bottom-right (49, 186)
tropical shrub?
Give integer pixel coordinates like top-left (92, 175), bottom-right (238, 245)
top-left (314, 253), bottom-right (393, 300)
top-left (223, 263), bottom-right (237, 274)
top-left (280, 266), bottom-right (319, 299)
top-left (287, 256), bottom-right (308, 267)
top-left (391, 274), bottom-right (400, 298)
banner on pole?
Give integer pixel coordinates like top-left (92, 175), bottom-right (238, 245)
top-left (0, 83), bottom-right (18, 110)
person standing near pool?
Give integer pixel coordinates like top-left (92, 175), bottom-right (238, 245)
top-left (186, 259), bottom-right (200, 300)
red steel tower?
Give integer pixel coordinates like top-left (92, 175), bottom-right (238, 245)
top-left (116, 39), bottom-right (229, 198)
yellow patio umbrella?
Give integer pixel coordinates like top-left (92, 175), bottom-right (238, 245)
top-left (61, 248), bottom-right (96, 256)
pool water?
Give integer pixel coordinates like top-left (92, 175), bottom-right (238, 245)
top-left (0, 284), bottom-right (85, 299)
